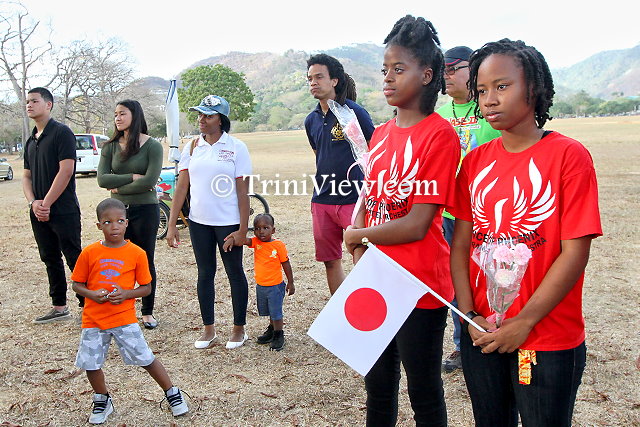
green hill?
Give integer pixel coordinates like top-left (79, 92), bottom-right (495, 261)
top-left (137, 43), bottom-right (640, 131)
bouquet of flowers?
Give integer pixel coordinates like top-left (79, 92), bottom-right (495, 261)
top-left (328, 99), bottom-right (369, 225)
top-left (328, 99), bottom-right (369, 174)
top-left (472, 242), bottom-right (533, 327)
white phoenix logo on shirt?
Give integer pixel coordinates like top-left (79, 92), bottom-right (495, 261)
top-left (365, 135), bottom-right (420, 226)
top-left (471, 158), bottom-right (556, 239)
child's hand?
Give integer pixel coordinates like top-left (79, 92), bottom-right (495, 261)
top-left (106, 285), bottom-right (127, 305)
top-left (286, 281), bottom-right (295, 296)
top-left (222, 236), bottom-right (235, 252)
top-left (90, 288), bottom-right (111, 304)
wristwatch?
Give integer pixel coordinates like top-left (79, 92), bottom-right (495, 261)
top-left (465, 310), bottom-right (479, 320)
top-left (28, 200), bottom-right (35, 210)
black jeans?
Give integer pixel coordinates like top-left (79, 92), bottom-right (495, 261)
top-left (460, 324), bottom-right (586, 427)
top-left (30, 211), bottom-right (83, 307)
top-left (188, 220), bottom-right (248, 326)
top-left (365, 307), bottom-right (448, 427)
top-left (124, 204), bottom-right (159, 316)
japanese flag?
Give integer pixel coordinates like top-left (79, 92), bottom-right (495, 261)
top-left (308, 244), bottom-right (428, 376)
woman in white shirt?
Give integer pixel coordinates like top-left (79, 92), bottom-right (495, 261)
top-left (167, 95), bottom-right (251, 350)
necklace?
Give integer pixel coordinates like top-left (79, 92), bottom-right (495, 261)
top-left (451, 100), bottom-right (473, 122)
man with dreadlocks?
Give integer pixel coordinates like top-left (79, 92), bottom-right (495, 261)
top-left (450, 39), bottom-right (601, 427)
top-left (305, 54), bottom-right (375, 295)
top-left (344, 15), bottom-right (458, 426)
top-left (436, 46), bottom-right (501, 373)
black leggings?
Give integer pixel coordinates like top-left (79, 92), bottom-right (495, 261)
top-left (365, 307), bottom-right (448, 427)
top-left (124, 204), bottom-right (159, 316)
top-left (188, 220), bottom-right (248, 326)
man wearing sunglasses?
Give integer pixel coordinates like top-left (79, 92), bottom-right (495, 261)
top-left (437, 46), bottom-right (501, 373)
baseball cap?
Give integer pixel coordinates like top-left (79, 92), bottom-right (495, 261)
top-left (444, 46), bottom-right (473, 66)
top-left (189, 95), bottom-right (230, 117)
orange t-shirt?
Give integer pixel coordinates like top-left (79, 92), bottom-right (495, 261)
top-left (71, 241), bottom-right (152, 330)
top-left (248, 237), bottom-right (288, 286)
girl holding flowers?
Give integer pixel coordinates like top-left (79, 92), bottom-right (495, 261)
top-left (344, 15), bottom-right (459, 426)
top-left (449, 39), bottom-right (602, 426)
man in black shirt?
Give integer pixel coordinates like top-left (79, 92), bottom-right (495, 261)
top-left (22, 87), bottom-right (83, 323)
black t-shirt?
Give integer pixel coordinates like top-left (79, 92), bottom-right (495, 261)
top-left (24, 118), bottom-right (80, 216)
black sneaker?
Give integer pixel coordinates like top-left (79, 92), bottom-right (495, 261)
top-left (88, 393), bottom-right (113, 424)
top-left (256, 324), bottom-right (274, 344)
top-left (33, 308), bottom-right (71, 324)
top-left (270, 330), bottom-right (285, 351)
top-left (442, 350), bottom-right (462, 372)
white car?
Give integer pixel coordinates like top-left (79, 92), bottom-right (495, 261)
top-left (75, 134), bottom-right (109, 174)
top-left (0, 158), bottom-right (13, 180)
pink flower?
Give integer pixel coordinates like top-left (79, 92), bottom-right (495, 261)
top-left (495, 269), bottom-right (516, 287)
top-left (493, 245), bottom-right (514, 263)
top-left (513, 243), bottom-right (533, 265)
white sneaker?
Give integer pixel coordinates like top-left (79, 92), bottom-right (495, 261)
top-left (88, 393), bottom-right (113, 424)
top-left (165, 386), bottom-right (189, 417)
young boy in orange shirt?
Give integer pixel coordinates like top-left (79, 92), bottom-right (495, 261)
top-left (224, 213), bottom-right (294, 351)
top-left (72, 198), bottom-right (188, 424)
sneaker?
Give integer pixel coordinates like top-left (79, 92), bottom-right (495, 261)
top-left (88, 393), bottom-right (113, 425)
top-left (270, 330), bottom-right (285, 351)
top-left (256, 324), bottom-right (274, 344)
top-left (33, 308), bottom-right (71, 324)
top-left (442, 350), bottom-right (462, 372)
top-left (165, 386), bottom-right (189, 417)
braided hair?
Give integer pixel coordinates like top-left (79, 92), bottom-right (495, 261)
top-left (468, 39), bottom-right (555, 128)
top-left (383, 15), bottom-right (445, 115)
top-left (307, 54), bottom-right (358, 104)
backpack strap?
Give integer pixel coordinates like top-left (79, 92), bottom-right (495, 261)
top-left (189, 137), bottom-right (199, 156)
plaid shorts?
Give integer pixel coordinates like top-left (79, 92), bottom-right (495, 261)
top-left (75, 323), bottom-right (155, 370)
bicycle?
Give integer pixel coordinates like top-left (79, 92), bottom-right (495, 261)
top-left (155, 167), bottom-right (269, 240)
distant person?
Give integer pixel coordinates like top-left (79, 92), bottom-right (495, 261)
top-left (344, 16), bottom-right (459, 426)
top-left (450, 39), bottom-right (601, 427)
top-left (166, 95), bottom-right (252, 350)
top-left (22, 87), bottom-right (83, 323)
top-left (224, 213), bottom-right (294, 351)
top-left (436, 46), bottom-right (501, 373)
top-left (97, 100), bottom-right (163, 329)
top-left (72, 198), bottom-right (188, 424)
top-left (305, 54), bottom-right (375, 295)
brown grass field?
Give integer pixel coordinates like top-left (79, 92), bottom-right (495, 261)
top-left (0, 116), bottom-right (639, 426)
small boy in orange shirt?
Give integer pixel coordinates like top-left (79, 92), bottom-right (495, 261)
top-left (224, 213), bottom-right (294, 351)
top-left (72, 198), bottom-right (188, 424)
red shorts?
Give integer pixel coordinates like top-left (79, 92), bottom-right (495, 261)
top-left (311, 202), bottom-right (355, 262)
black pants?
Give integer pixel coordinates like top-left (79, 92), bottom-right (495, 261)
top-left (365, 307), bottom-right (448, 427)
top-left (124, 204), bottom-right (159, 316)
top-left (188, 220), bottom-right (248, 326)
top-left (30, 211), bottom-right (83, 307)
top-left (461, 324), bottom-right (586, 427)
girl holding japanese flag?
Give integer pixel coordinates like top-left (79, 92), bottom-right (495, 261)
top-left (344, 15), bottom-right (459, 426)
top-left (449, 39), bottom-right (602, 427)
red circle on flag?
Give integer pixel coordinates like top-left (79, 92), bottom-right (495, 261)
top-left (344, 288), bottom-right (387, 331)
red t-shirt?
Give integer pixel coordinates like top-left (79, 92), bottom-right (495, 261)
top-left (450, 132), bottom-right (602, 350)
top-left (71, 241), bottom-right (152, 330)
top-left (364, 113), bottom-right (459, 309)
top-left (248, 237), bottom-right (289, 286)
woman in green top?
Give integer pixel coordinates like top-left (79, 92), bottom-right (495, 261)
top-left (97, 100), bottom-right (163, 329)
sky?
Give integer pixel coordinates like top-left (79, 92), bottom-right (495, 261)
top-left (11, 0), bottom-right (640, 81)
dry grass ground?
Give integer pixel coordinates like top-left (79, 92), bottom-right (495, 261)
top-left (0, 116), bottom-right (638, 426)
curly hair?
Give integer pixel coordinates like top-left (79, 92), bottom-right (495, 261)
top-left (468, 39), bottom-right (555, 128)
top-left (307, 54), bottom-right (357, 103)
top-left (383, 15), bottom-right (445, 115)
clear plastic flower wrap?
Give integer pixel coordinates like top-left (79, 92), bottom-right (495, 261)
top-left (328, 99), bottom-right (370, 225)
top-left (472, 242), bottom-right (533, 327)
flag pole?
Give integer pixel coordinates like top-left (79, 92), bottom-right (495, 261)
top-left (362, 238), bottom-right (486, 333)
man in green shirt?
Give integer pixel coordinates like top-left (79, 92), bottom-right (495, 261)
top-left (436, 46), bottom-right (501, 372)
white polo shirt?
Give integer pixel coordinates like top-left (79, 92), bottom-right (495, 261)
top-left (178, 132), bottom-right (252, 226)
